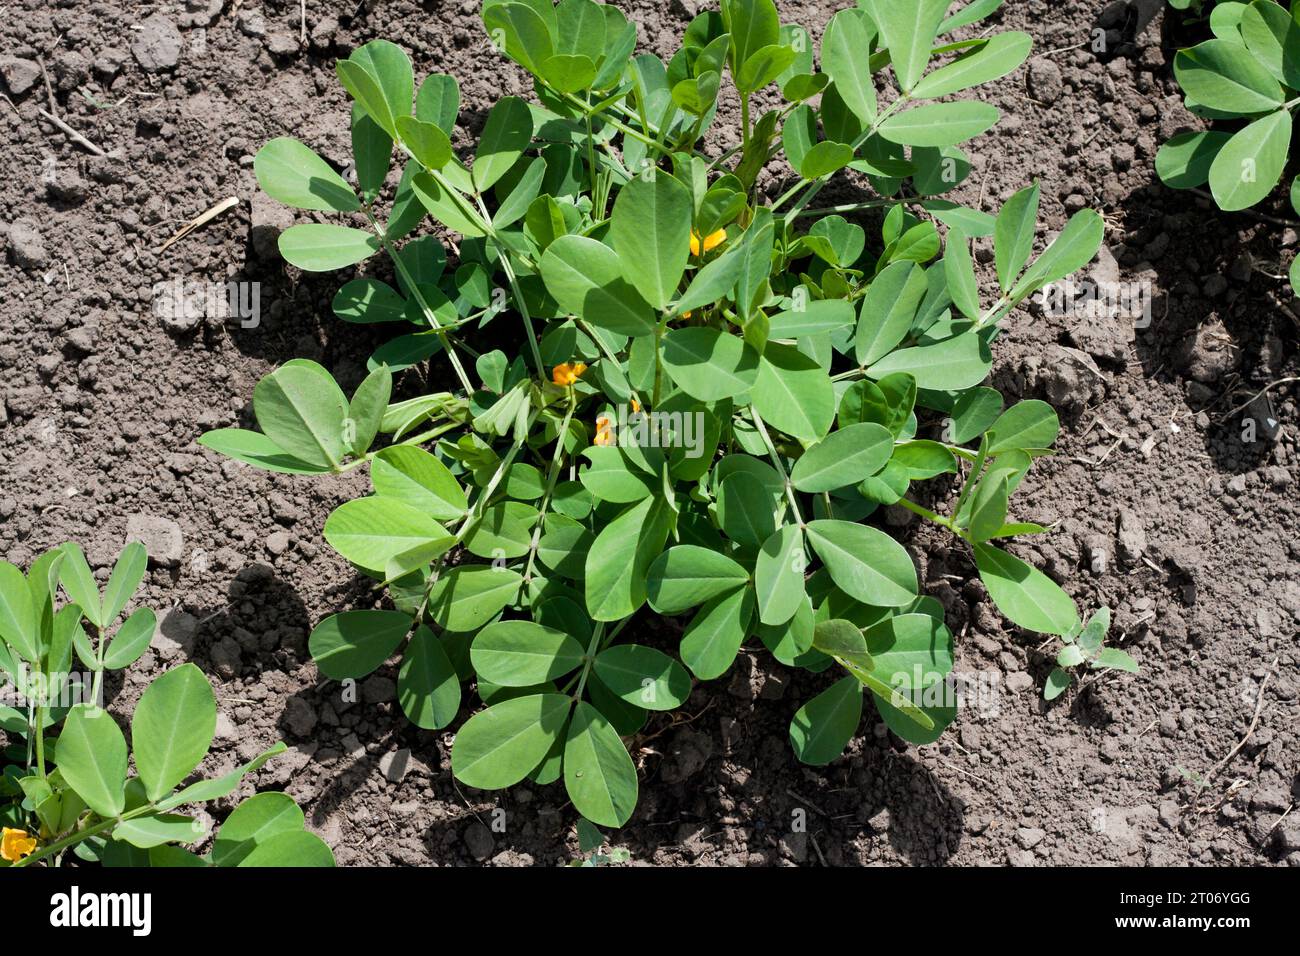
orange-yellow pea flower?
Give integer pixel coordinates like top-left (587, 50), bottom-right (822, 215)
top-left (594, 414), bottom-right (615, 446)
top-left (551, 361), bottom-right (587, 387)
top-left (1, 827), bottom-right (36, 862)
top-left (631, 398), bottom-right (642, 413)
top-left (690, 228), bottom-right (727, 256)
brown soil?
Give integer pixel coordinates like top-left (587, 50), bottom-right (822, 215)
top-left (1, 0), bottom-right (1297, 866)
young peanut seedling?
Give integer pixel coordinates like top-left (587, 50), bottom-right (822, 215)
top-left (1042, 607), bottom-right (1139, 701)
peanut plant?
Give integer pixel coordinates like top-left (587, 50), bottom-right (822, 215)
top-left (201, 0), bottom-right (1113, 829)
top-left (1156, 0), bottom-right (1300, 290)
top-left (0, 544), bottom-right (333, 867)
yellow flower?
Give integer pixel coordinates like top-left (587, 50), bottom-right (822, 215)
top-left (1, 827), bottom-right (36, 862)
top-left (551, 361), bottom-right (587, 387)
top-left (630, 398), bottom-right (642, 413)
top-left (594, 414), bottom-right (615, 446)
top-left (690, 228), bottom-right (727, 256)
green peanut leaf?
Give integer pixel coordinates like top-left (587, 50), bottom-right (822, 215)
top-left (113, 814), bottom-right (205, 850)
top-left (821, 9), bottom-right (876, 124)
top-left (0, 561), bottom-right (38, 664)
top-left (278, 223), bottom-right (381, 272)
top-left (452, 693), bottom-right (573, 790)
top-left (309, 610), bottom-right (411, 680)
top-left (351, 106), bottom-right (391, 202)
top-left (197, 429), bottom-right (333, 475)
top-left (609, 170), bottom-right (693, 310)
top-left (55, 704), bottom-right (129, 818)
top-left (680, 585), bottom-right (755, 680)
top-left (752, 342), bottom-right (835, 442)
top-left (471, 620), bottom-right (586, 686)
top-left (464, 501), bottom-right (538, 560)
top-left (987, 399), bottom-right (1059, 452)
top-left (1093, 647), bottom-right (1139, 674)
top-left (789, 675), bottom-right (862, 765)
top-left (728, 0), bottom-right (781, 72)
top-left (482, 0), bottom-right (556, 76)
top-left (213, 792), bottom-right (304, 867)
top-left (873, 0), bottom-right (948, 92)
top-left (805, 519), bottom-right (917, 607)
top-left (737, 44), bottom-right (797, 94)
top-left (428, 567), bottom-right (524, 632)
top-left (974, 542), bottom-right (1079, 636)
top-left (58, 542), bottom-right (103, 628)
top-left (415, 72), bottom-right (460, 133)
top-left (254, 138), bottom-right (359, 212)
top-left (855, 260), bottom-right (929, 365)
top-left (579, 447), bottom-right (657, 504)
top-left (564, 701), bottom-right (638, 827)
top-left (863, 613), bottom-right (954, 684)
top-left (754, 524), bottom-right (806, 626)
top-left (131, 664), bottom-right (217, 803)
top-left (768, 298), bottom-right (855, 338)
top-left (968, 473), bottom-right (1010, 543)
top-left (995, 182), bottom-right (1040, 292)
top-left (1044, 666), bottom-right (1072, 700)
top-left (540, 235), bottom-right (657, 336)
top-left (324, 497), bottom-right (453, 574)
top-left (345, 40), bottom-right (414, 136)
top-left (878, 102), bottom-right (1000, 146)
top-left (155, 743), bottom-right (287, 812)
top-left (252, 361), bottom-right (350, 471)
top-left (718, 471), bottom-right (778, 548)
top-left (912, 32), bottom-right (1032, 98)
top-left (1173, 38), bottom-right (1284, 114)
top-left (398, 625), bottom-right (462, 729)
top-left (865, 332), bottom-right (992, 390)
top-left (1011, 209), bottom-right (1104, 299)
top-left (372, 446), bottom-right (468, 521)
top-left (1156, 130), bottom-right (1231, 190)
top-left (1239, 0), bottom-right (1300, 88)
top-left (593, 644), bottom-right (692, 711)
top-left (1208, 110), bottom-right (1291, 211)
top-left (103, 607), bottom-right (156, 671)
top-left (799, 140), bottom-right (855, 179)
top-left (662, 327), bottom-right (761, 401)
top-left (791, 423), bottom-right (893, 492)
top-left (944, 227), bottom-right (980, 320)
top-left (585, 497), bottom-right (672, 621)
top-left (103, 541), bottom-right (147, 626)
top-left (238, 831), bottom-right (335, 867)
top-left (395, 115), bottom-right (453, 171)
top-left (647, 546), bottom-right (751, 614)
top-left (473, 96), bottom-right (533, 191)
top-left (939, 0), bottom-right (1006, 34)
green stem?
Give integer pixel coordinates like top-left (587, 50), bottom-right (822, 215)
top-left (365, 210), bottom-right (474, 395)
top-left (749, 409), bottom-right (803, 526)
top-left (775, 94), bottom-right (910, 222)
top-left (472, 195), bottom-right (545, 375)
top-left (34, 702), bottom-right (46, 780)
top-left (522, 393), bottom-right (577, 585)
top-left (652, 317), bottom-right (666, 407)
top-left (573, 622), bottom-right (606, 702)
